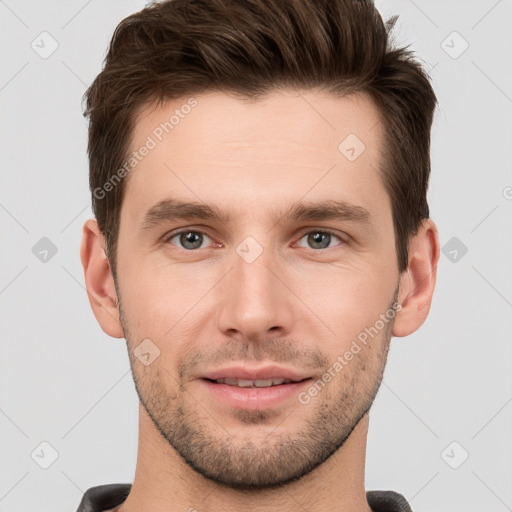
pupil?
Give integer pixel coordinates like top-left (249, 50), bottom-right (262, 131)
top-left (182, 232), bottom-right (202, 249)
top-left (310, 232), bottom-right (329, 249)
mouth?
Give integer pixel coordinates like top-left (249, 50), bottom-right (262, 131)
top-left (204, 377), bottom-right (309, 388)
top-left (198, 366), bottom-right (313, 410)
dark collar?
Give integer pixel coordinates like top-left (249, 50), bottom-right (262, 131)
top-left (76, 483), bottom-right (413, 512)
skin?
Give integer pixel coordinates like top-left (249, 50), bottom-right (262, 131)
top-left (81, 88), bottom-right (440, 512)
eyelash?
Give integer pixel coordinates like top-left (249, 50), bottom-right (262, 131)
top-left (162, 228), bottom-right (347, 252)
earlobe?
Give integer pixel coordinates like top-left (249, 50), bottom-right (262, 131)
top-left (80, 218), bottom-right (125, 338)
top-left (392, 219), bottom-right (440, 338)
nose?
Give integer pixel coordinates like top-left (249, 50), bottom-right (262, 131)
top-left (215, 243), bottom-right (295, 342)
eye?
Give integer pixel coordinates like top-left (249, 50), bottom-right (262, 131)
top-left (296, 230), bottom-right (345, 250)
top-left (163, 228), bottom-right (346, 253)
top-left (164, 230), bottom-right (213, 251)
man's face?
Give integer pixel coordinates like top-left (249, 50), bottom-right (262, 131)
top-left (114, 89), bottom-right (401, 489)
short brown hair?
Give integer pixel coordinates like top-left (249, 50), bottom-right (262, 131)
top-left (84, 0), bottom-right (437, 278)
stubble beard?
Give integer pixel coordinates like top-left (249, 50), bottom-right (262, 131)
top-left (119, 291), bottom-right (397, 490)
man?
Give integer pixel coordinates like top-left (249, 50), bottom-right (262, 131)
top-left (78, 0), bottom-right (440, 510)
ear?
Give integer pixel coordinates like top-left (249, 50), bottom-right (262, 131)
top-left (392, 218), bottom-right (440, 337)
top-left (80, 218), bottom-right (124, 338)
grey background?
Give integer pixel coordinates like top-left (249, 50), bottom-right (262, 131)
top-left (1, 0), bottom-right (511, 510)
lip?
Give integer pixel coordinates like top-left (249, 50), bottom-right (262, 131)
top-left (201, 365), bottom-right (311, 382)
top-left (198, 364), bottom-right (313, 410)
top-left (201, 379), bottom-right (311, 410)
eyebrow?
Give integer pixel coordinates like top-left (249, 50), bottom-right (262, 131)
top-left (139, 197), bottom-right (374, 231)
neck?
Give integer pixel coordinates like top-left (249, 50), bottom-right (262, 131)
top-left (117, 405), bottom-right (373, 512)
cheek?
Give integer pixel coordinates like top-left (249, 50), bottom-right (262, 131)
top-left (301, 260), bottom-right (397, 350)
top-left (118, 257), bottom-right (209, 331)
top-left (118, 264), bottom-right (215, 377)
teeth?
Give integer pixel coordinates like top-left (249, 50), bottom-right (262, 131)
top-left (214, 378), bottom-right (294, 387)
top-left (253, 379), bottom-right (273, 387)
top-left (237, 379), bottom-right (255, 387)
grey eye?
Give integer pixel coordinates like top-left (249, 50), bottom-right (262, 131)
top-left (168, 231), bottom-right (211, 250)
top-left (298, 231), bottom-right (342, 250)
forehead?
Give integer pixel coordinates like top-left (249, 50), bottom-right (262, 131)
top-left (131, 88), bottom-right (382, 156)
top-left (122, 88), bottom-right (386, 222)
